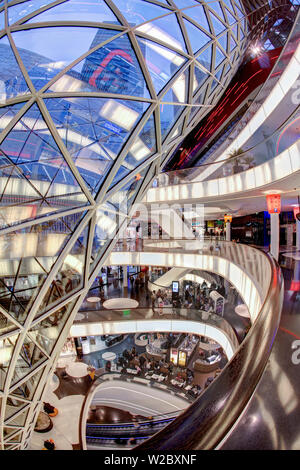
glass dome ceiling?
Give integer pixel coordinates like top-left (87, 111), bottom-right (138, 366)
top-left (0, 0), bottom-right (248, 449)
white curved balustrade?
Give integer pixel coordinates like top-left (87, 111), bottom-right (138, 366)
top-left (70, 319), bottom-right (235, 360)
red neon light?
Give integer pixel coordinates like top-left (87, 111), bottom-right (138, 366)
top-left (89, 49), bottom-right (133, 88)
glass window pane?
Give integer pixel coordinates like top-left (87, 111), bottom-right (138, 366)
top-left (136, 12), bottom-right (187, 52)
top-left (161, 67), bottom-right (189, 103)
top-left (137, 36), bottom-right (186, 94)
top-left (8, 0), bottom-right (53, 25)
top-left (117, 0), bottom-right (169, 26)
top-left (45, 97), bottom-right (149, 196)
top-left (183, 5), bottom-right (210, 33)
top-left (183, 18), bottom-right (211, 54)
top-left (209, 11), bottom-right (226, 35)
top-left (160, 102), bottom-right (185, 141)
top-left (0, 36), bottom-right (30, 102)
top-left (48, 32), bottom-right (150, 98)
top-left (12, 26), bottom-right (113, 90)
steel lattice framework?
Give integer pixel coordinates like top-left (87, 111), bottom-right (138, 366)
top-left (0, 0), bottom-right (251, 450)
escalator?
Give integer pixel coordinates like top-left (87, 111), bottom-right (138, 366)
top-left (86, 413), bottom-right (178, 450)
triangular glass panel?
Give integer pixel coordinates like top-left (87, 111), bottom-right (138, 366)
top-left (215, 46), bottom-right (226, 67)
top-left (0, 36), bottom-right (30, 102)
top-left (209, 78), bottom-right (218, 94)
top-left (224, 62), bottom-right (231, 76)
top-left (218, 33), bottom-right (228, 54)
top-left (183, 18), bottom-right (211, 54)
top-left (168, 121), bottom-right (183, 141)
top-left (0, 334), bottom-right (19, 391)
top-left (136, 12), bottom-right (187, 52)
top-left (233, 1), bottom-right (245, 20)
top-left (111, 113), bottom-right (157, 186)
top-left (10, 335), bottom-right (48, 386)
top-left (0, 213), bottom-right (85, 323)
top-left (209, 2), bottom-right (225, 22)
top-left (183, 5), bottom-right (210, 34)
top-left (29, 297), bottom-right (78, 354)
top-left (0, 310), bottom-right (20, 337)
top-left (117, 0), bottom-right (170, 27)
top-left (7, 0), bottom-right (56, 25)
top-left (209, 11), bottom-right (227, 35)
top-left (162, 67), bottom-right (189, 104)
top-left (3, 427), bottom-right (22, 441)
top-left (222, 0), bottom-right (236, 15)
top-left (0, 163), bottom-right (40, 205)
top-left (46, 97), bottom-right (149, 197)
top-left (4, 400), bottom-right (29, 423)
top-left (35, 224), bottom-right (88, 317)
top-left (0, 9), bottom-right (4, 30)
top-left (0, 103), bottom-right (27, 131)
top-left (224, 7), bottom-right (237, 25)
top-left (0, 103), bottom-right (86, 200)
top-left (160, 102), bottom-right (185, 141)
top-left (25, 0), bottom-right (120, 24)
top-left (48, 32), bottom-right (150, 98)
top-left (12, 26), bottom-right (120, 91)
top-left (240, 26), bottom-right (245, 41)
top-left (188, 105), bottom-right (202, 125)
top-left (137, 36), bottom-right (186, 95)
top-left (91, 210), bottom-right (118, 268)
top-left (193, 64), bottom-right (207, 95)
top-left (196, 44), bottom-right (212, 71)
top-left (215, 67), bottom-right (223, 82)
top-left (10, 366), bottom-right (45, 400)
top-left (106, 168), bottom-right (147, 216)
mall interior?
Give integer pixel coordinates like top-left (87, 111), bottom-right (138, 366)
top-left (0, 0), bottom-right (299, 452)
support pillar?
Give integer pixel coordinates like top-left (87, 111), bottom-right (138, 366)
top-left (123, 265), bottom-right (128, 290)
top-left (226, 222), bottom-right (231, 241)
top-left (270, 213), bottom-right (280, 261)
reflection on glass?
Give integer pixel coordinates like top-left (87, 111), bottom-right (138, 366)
top-left (45, 97), bottom-right (149, 196)
top-left (12, 26), bottom-right (111, 91)
top-left (0, 36), bottom-right (29, 102)
top-left (26, 0), bottom-right (120, 24)
top-left (136, 13), bottom-right (187, 52)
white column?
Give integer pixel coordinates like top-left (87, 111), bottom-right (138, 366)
top-left (123, 266), bottom-right (128, 290)
top-left (296, 218), bottom-right (300, 250)
top-left (270, 213), bottom-right (280, 260)
top-left (286, 224), bottom-right (293, 249)
top-left (226, 222), bottom-right (231, 241)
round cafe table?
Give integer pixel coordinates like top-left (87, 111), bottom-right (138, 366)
top-left (65, 362), bottom-right (89, 378)
top-left (102, 298), bottom-right (139, 310)
top-left (102, 352), bottom-right (116, 361)
top-left (86, 296), bottom-right (101, 303)
top-left (235, 304), bottom-right (250, 318)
